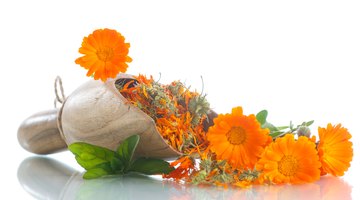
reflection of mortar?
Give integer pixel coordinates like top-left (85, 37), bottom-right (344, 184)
top-left (17, 157), bottom-right (175, 200)
top-left (17, 74), bottom-right (217, 158)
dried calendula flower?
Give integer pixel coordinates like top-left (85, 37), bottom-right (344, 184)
top-left (118, 74), bottom-right (210, 154)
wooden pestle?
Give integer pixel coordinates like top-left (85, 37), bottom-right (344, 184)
top-left (17, 109), bottom-right (67, 154)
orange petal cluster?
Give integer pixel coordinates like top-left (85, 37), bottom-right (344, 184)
top-left (75, 28), bottom-right (132, 82)
top-left (163, 156), bottom-right (195, 181)
top-left (318, 123), bottom-right (353, 176)
top-left (256, 134), bottom-right (321, 184)
top-left (207, 107), bottom-right (271, 169)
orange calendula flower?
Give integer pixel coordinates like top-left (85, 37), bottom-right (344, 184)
top-left (206, 107), bottom-right (270, 169)
top-left (318, 123), bottom-right (353, 176)
top-left (256, 134), bottom-right (321, 184)
top-left (75, 28), bottom-right (132, 82)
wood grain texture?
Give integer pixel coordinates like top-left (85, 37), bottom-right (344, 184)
top-left (59, 74), bottom-right (182, 159)
top-left (17, 109), bottom-right (67, 154)
top-left (18, 74), bottom-right (215, 158)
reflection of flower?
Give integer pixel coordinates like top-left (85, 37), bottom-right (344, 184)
top-left (256, 134), bottom-right (321, 184)
top-left (75, 28), bottom-right (132, 82)
top-left (18, 157), bottom-right (352, 200)
top-left (232, 183), bottom-right (321, 200)
top-left (318, 123), bottom-right (353, 176)
top-left (317, 175), bottom-right (352, 200)
top-left (206, 107), bottom-right (270, 169)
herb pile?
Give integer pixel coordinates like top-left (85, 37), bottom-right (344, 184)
top-left (117, 74), bottom-right (210, 154)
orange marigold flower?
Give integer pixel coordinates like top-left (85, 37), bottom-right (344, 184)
top-left (318, 123), bottom-right (353, 176)
top-left (206, 107), bottom-right (270, 169)
top-left (256, 134), bottom-right (321, 184)
top-left (75, 28), bottom-right (132, 82)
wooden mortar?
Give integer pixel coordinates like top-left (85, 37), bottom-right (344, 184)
top-left (18, 74), bottom-right (216, 159)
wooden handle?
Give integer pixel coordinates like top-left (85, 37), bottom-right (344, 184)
top-left (18, 109), bottom-right (67, 154)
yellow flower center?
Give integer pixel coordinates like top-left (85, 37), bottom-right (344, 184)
top-left (278, 155), bottom-right (299, 176)
top-left (227, 126), bottom-right (247, 145)
top-left (97, 47), bottom-right (114, 62)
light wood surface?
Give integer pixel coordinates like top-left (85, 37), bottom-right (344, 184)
top-left (59, 74), bottom-right (181, 159)
top-left (18, 75), bottom-right (182, 158)
top-left (18, 74), bottom-right (217, 158)
top-left (18, 109), bottom-right (67, 154)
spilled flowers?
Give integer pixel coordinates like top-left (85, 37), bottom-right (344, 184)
top-left (72, 28), bottom-right (353, 188)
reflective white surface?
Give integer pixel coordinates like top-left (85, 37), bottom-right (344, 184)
top-left (1, 0), bottom-right (359, 199)
top-left (17, 156), bottom-right (352, 200)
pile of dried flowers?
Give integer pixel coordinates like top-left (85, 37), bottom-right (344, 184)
top-left (117, 74), bottom-right (210, 154)
top-left (75, 28), bottom-right (353, 187)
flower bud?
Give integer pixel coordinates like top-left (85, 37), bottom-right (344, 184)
top-left (297, 126), bottom-right (311, 137)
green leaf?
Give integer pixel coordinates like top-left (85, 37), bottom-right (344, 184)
top-left (83, 168), bottom-right (110, 179)
top-left (116, 135), bottom-right (140, 169)
top-left (276, 126), bottom-right (289, 131)
top-left (111, 157), bottom-right (125, 173)
top-left (129, 158), bottom-right (174, 175)
top-left (262, 122), bottom-right (279, 132)
top-left (256, 110), bottom-right (268, 125)
top-left (68, 142), bottom-right (116, 170)
top-left (69, 135), bottom-right (175, 180)
top-left (82, 163), bottom-right (113, 179)
top-left (305, 120), bottom-right (314, 127)
top-left (269, 131), bottom-right (287, 139)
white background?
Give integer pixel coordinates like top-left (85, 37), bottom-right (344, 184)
top-left (0, 0), bottom-right (359, 199)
